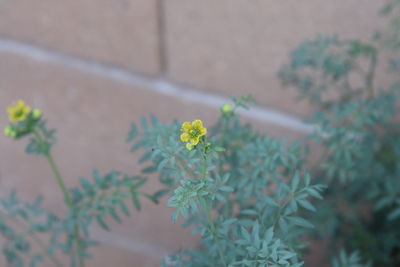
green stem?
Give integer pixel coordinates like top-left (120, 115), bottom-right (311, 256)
top-left (204, 203), bottom-right (227, 267)
top-left (44, 153), bottom-right (72, 206)
top-left (201, 164), bottom-right (207, 183)
top-left (366, 51), bottom-right (377, 97)
top-left (273, 189), bottom-right (304, 230)
top-left (33, 128), bottom-right (85, 267)
top-left (199, 147), bottom-right (227, 267)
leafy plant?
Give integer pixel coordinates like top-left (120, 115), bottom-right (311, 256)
top-left (278, 0), bottom-right (400, 266)
top-left (4, 1), bottom-right (400, 267)
top-left (127, 97), bottom-right (326, 267)
top-left (2, 101), bottom-right (156, 267)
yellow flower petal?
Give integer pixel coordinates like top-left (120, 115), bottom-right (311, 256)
top-left (16, 100), bottom-right (25, 108)
top-left (6, 106), bottom-right (15, 114)
top-left (190, 136), bottom-right (200, 145)
top-left (181, 122), bottom-right (192, 132)
top-left (192, 120), bottom-right (203, 129)
top-left (200, 127), bottom-right (207, 136)
top-left (180, 133), bottom-right (190, 142)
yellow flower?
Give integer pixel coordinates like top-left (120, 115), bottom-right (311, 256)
top-left (180, 119), bottom-right (207, 146)
top-left (7, 100), bottom-right (31, 122)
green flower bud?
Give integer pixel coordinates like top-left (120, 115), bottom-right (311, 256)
top-left (4, 126), bottom-right (16, 138)
top-left (186, 143), bottom-right (194, 150)
top-left (32, 109), bottom-right (42, 119)
top-left (3, 126), bottom-right (12, 136)
top-left (222, 104), bottom-right (232, 113)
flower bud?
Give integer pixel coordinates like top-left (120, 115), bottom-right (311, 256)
top-left (186, 143), bottom-right (194, 150)
top-left (222, 104), bottom-right (232, 113)
top-left (32, 109), bottom-right (42, 119)
top-left (3, 126), bottom-right (11, 136)
top-left (3, 126), bottom-right (16, 138)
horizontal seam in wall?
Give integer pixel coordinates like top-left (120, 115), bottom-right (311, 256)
top-left (0, 37), bottom-right (313, 134)
top-left (89, 226), bottom-right (170, 260)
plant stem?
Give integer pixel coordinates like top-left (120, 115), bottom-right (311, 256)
top-left (33, 128), bottom-right (85, 267)
top-left (44, 153), bottom-right (72, 206)
top-left (366, 51), bottom-right (377, 97)
top-left (204, 203), bottom-right (227, 267)
top-left (199, 147), bottom-right (227, 267)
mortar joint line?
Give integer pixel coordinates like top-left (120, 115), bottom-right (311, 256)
top-left (0, 37), bottom-right (313, 134)
top-left (156, 0), bottom-right (168, 74)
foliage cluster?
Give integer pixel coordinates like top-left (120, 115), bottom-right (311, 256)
top-left (278, 1), bottom-right (400, 266)
top-left (2, 1), bottom-right (400, 267)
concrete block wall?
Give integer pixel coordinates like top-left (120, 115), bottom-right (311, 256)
top-left (0, 1), bottom-right (386, 266)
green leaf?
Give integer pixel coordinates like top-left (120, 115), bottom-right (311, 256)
top-left (287, 216), bottom-right (314, 229)
top-left (109, 207), bottom-right (122, 223)
top-left (240, 209), bottom-right (258, 216)
top-left (127, 123), bottom-right (138, 142)
top-left (214, 147), bottom-right (226, 152)
top-left (142, 193), bottom-right (159, 204)
top-left (154, 189), bottom-right (170, 199)
top-left (219, 186), bottom-right (233, 192)
top-left (131, 178), bottom-right (147, 191)
top-left (80, 177), bottom-right (92, 193)
top-left (291, 172), bottom-right (300, 191)
top-left (388, 207), bottom-right (400, 221)
top-left (298, 199), bottom-right (316, 212)
top-left (141, 166), bottom-right (157, 173)
top-left (96, 216), bottom-right (109, 231)
top-left (130, 191), bottom-right (141, 211)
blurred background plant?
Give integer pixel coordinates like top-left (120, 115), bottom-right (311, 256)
top-left (278, 0), bottom-right (400, 266)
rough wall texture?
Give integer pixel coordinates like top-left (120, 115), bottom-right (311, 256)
top-left (0, 1), bottom-right (387, 266)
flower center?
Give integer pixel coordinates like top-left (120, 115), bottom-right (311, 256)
top-left (15, 109), bottom-right (24, 118)
top-left (190, 129), bottom-right (199, 136)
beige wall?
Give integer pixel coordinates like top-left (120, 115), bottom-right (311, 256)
top-left (0, 1), bottom-right (386, 266)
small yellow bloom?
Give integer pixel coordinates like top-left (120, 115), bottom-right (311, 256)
top-left (180, 119), bottom-right (207, 147)
top-left (7, 100), bottom-right (31, 122)
top-left (32, 109), bottom-right (42, 119)
top-left (222, 104), bottom-right (232, 113)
